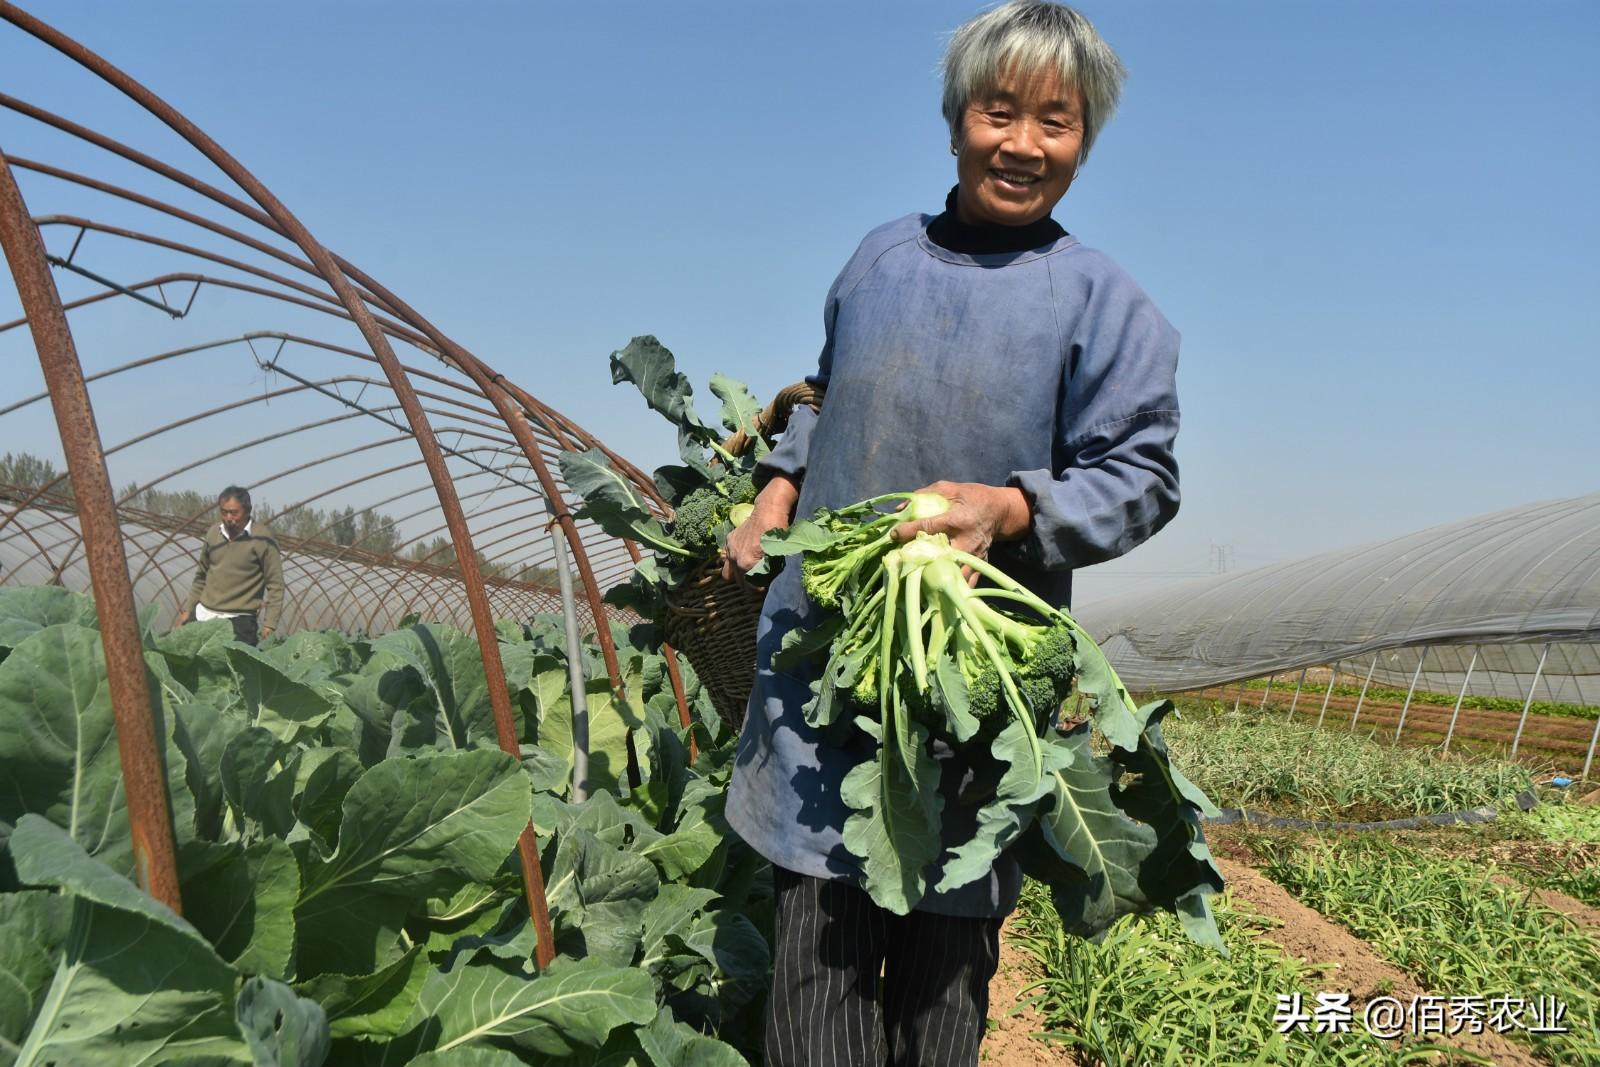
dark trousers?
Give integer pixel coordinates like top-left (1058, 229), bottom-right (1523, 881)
top-left (764, 865), bottom-right (1002, 1067)
top-left (228, 613), bottom-right (259, 646)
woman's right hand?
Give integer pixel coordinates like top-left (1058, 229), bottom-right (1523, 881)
top-left (721, 474), bottom-right (800, 581)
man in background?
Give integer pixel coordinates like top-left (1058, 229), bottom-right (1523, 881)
top-left (173, 486), bottom-right (283, 645)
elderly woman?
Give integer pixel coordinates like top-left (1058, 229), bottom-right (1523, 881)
top-left (723, 3), bottom-right (1179, 1064)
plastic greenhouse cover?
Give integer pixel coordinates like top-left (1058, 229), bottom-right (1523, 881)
top-left (1075, 493), bottom-right (1600, 705)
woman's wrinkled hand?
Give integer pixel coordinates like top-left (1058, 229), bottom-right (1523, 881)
top-left (720, 474), bottom-right (801, 583)
top-left (890, 480), bottom-right (1031, 561)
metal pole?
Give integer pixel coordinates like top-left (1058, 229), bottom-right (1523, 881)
top-left (553, 531), bottom-right (589, 802)
top-left (1509, 643), bottom-right (1551, 760)
top-left (1316, 661), bottom-right (1341, 729)
top-left (1441, 647), bottom-right (1479, 755)
top-left (1258, 673), bottom-right (1276, 712)
top-left (1394, 647), bottom-right (1429, 742)
top-left (1287, 667), bottom-right (1308, 719)
top-left (0, 147), bottom-right (182, 912)
top-left (1582, 714), bottom-right (1600, 784)
top-left (1, 7), bottom-right (559, 965)
top-left (1232, 679), bottom-right (1246, 714)
top-left (1350, 656), bottom-right (1379, 732)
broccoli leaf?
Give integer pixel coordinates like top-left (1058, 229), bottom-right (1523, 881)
top-left (839, 717), bottom-right (942, 915)
top-left (8, 815), bottom-right (253, 1064)
top-left (604, 559), bottom-right (669, 620)
top-left (0, 586), bottom-right (96, 658)
top-left (414, 955), bottom-right (656, 1057)
top-left (236, 975), bottom-right (330, 1067)
top-left (760, 519), bottom-right (847, 558)
top-left (770, 613), bottom-right (843, 675)
top-left (934, 715), bottom-right (1067, 894)
top-left (1033, 723), bottom-right (1158, 939)
top-left (652, 462), bottom-right (715, 506)
top-left (1104, 702), bottom-right (1226, 950)
top-left (559, 449), bottom-right (689, 558)
top-left (609, 336), bottom-right (727, 465)
top-left (0, 891), bottom-right (71, 1048)
top-left (1033, 706), bottom-right (1225, 949)
top-left (932, 654), bottom-right (980, 742)
top-left (708, 373), bottom-right (769, 459)
top-left (1064, 629), bottom-right (1142, 750)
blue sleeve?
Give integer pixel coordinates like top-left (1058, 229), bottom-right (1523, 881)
top-left (1002, 260), bottom-right (1181, 571)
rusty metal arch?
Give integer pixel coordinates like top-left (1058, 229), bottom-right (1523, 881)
top-left (0, 4), bottom-right (704, 961)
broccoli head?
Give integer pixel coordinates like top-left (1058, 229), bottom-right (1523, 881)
top-left (965, 619), bottom-right (1076, 727)
top-left (670, 471), bottom-right (761, 552)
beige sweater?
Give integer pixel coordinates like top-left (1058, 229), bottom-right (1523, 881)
top-left (183, 523), bottom-right (284, 630)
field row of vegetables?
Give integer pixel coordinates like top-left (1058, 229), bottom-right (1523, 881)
top-left (1185, 683), bottom-right (1600, 764)
top-left (0, 584), bottom-right (766, 1065)
top-left (1004, 704), bottom-right (1600, 1066)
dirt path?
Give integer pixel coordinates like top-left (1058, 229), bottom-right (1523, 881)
top-left (980, 916), bottom-right (1077, 1066)
top-left (1181, 685), bottom-right (1597, 761)
top-left (1216, 858), bottom-right (1543, 1067)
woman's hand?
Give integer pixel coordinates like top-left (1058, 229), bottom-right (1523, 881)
top-left (721, 474), bottom-right (801, 582)
top-left (890, 480), bottom-right (1031, 560)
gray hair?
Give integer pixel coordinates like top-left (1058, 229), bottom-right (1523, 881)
top-left (219, 485), bottom-right (252, 512)
top-left (941, 1), bottom-right (1126, 165)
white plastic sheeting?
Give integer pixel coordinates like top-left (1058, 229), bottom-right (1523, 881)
top-left (1077, 493), bottom-right (1600, 705)
top-left (0, 505), bottom-right (615, 634)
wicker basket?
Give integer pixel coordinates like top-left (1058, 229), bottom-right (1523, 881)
top-left (663, 382), bottom-right (822, 732)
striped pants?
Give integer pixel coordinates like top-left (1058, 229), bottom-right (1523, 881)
top-left (764, 865), bottom-right (1003, 1067)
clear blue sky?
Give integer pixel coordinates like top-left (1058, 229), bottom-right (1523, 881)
top-left (3, 0), bottom-right (1596, 604)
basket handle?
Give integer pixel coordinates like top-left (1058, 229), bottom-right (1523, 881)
top-left (721, 381), bottom-right (824, 458)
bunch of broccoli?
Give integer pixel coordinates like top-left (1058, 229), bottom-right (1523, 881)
top-left (767, 492), bottom-right (1097, 763)
top-left (668, 471), bottom-right (756, 553)
top-left (761, 491), bottom-right (1232, 933)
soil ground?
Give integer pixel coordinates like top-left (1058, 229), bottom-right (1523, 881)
top-left (1212, 859), bottom-right (1542, 1067)
top-left (1488, 874), bottom-right (1600, 935)
top-left (980, 915), bottom-right (1076, 1066)
top-left (979, 825), bottom-right (1591, 1066)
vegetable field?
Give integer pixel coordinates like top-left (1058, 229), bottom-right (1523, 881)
top-left (986, 701), bottom-right (1600, 1066)
top-left (1182, 682), bottom-right (1600, 767)
top-left (0, 585), bottom-right (767, 1065)
top-left (9, 579), bottom-right (1591, 1065)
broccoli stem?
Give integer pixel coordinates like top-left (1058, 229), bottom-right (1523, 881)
top-left (878, 555), bottom-right (905, 771)
top-left (826, 581), bottom-right (887, 687)
top-left (903, 562), bottom-right (929, 692)
top-left (948, 550), bottom-right (1055, 611)
top-left (918, 556), bottom-right (1043, 775)
top-left (955, 552), bottom-right (1140, 718)
top-left (925, 603), bottom-right (950, 666)
top-left (949, 591), bottom-right (1042, 776)
top-left (849, 491), bottom-right (924, 514)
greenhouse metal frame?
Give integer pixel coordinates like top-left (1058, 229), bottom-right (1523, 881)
top-left (0, 3), bottom-right (691, 957)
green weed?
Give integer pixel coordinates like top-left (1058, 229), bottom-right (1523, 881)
top-left (1162, 704), bottom-right (1532, 820)
top-left (1259, 837), bottom-right (1600, 1065)
top-left (1009, 881), bottom-right (1469, 1065)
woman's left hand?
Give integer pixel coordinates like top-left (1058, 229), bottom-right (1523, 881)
top-left (890, 480), bottom-right (1031, 560)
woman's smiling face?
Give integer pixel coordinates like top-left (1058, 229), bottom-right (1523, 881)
top-left (954, 65), bottom-right (1085, 228)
